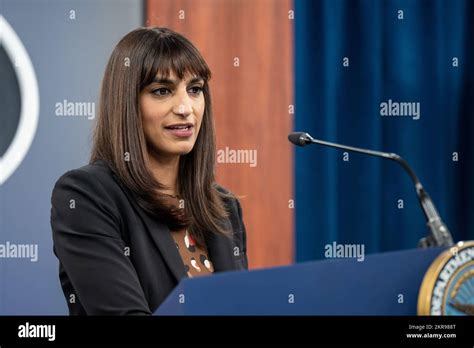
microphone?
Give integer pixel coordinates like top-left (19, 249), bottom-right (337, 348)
top-left (288, 131), bottom-right (454, 248)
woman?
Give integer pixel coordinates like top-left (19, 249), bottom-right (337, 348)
top-left (50, 27), bottom-right (248, 315)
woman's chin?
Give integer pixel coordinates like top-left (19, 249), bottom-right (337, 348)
top-left (169, 145), bottom-right (195, 156)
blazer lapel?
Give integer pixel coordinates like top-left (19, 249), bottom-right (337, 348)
top-left (206, 218), bottom-right (239, 272)
top-left (135, 208), bottom-right (188, 282)
top-left (104, 161), bottom-right (237, 278)
top-left (109, 170), bottom-right (187, 283)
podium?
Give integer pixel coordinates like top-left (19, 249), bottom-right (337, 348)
top-left (155, 247), bottom-right (444, 315)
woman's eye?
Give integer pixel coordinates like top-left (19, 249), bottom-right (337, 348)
top-left (188, 86), bottom-right (203, 95)
top-left (152, 88), bottom-right (171, 96)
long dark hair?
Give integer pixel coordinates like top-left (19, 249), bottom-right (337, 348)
top-left (90, 27), bottom-right (232, 247)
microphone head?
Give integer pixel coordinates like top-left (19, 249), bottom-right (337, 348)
top-left (288, 132), bottom-right (312, 146)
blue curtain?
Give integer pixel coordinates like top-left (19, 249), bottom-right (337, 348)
top-left (294, 0), bottom-right (474, 261)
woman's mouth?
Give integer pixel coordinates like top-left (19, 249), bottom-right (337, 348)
top-left (164, 124), bottom-right (194, 138)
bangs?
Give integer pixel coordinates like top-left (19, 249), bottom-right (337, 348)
top-left (140, 31), bottom-right (211, 89)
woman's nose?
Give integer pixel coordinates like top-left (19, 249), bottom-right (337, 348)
top-left (172, 91), bottom-right (193, 117)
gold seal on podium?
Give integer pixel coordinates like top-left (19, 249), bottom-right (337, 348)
top-left (418, 241), bottom-right (474, 315)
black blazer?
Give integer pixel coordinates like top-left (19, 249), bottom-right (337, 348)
top-left (50, 160), bottom-right (248, 315)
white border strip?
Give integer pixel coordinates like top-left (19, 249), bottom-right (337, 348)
top-left (0, 15), bottom-right (39, 185)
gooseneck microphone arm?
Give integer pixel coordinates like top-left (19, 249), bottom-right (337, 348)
top-left (288, 131), bottom-right (454, 248)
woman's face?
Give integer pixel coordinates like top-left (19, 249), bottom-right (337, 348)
top-left (139, 71), bottom-right (205, 160)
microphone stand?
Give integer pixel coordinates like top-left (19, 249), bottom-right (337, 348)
top-left (289, 132), bottom-right (454, 248)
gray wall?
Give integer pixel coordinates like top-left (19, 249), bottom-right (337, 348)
top-left (1, 0), bottom-right (143, 314)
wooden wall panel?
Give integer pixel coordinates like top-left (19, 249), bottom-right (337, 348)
top-left (147, 0), bottom-right (294, 268)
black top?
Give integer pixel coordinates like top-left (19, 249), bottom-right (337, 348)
top-left (50, 160), bottom-right (248, 315)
